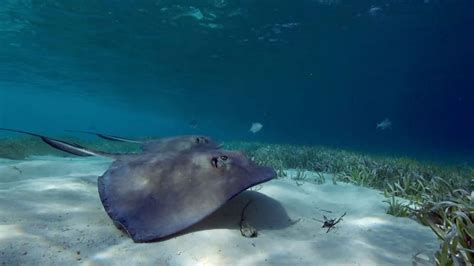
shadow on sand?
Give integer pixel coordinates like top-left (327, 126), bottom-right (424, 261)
top-left (166, 190), bottom-right (292, 240)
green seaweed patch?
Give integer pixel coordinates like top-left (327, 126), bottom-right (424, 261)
top-left (0, 136), bottom-right (140, 159)
top-left (383, 196), bottom-right (410, 217)
top-left (225, 141), bottom-right (474, 264)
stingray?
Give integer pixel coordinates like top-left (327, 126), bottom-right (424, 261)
top-left (0, 128), bottom-right (276, 242)
top-left (65, 129), bottom-right (221, 153)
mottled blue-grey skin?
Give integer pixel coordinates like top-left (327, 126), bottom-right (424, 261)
top-left (97, 135), bottom-right (275, 242)
top-left (67, 130), bottom-right (221, 154)
top-left (140, 135), bottom-right (220, 153)
top-left (101, 135), bottom-right (222, 160)
top-left (98, 149), bottom-right (276, 242)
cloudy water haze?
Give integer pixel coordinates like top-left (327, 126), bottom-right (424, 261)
top-left (0, 0), bottom-right (473, 163)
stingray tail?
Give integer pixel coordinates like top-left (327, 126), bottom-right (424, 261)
top-left (65, 130), bottom-right (144, 144)
top-left (0, 128), bottom-right (118, 158)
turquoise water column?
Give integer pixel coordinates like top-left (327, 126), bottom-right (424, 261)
top-left (0, 87), bottom-right (8, 128)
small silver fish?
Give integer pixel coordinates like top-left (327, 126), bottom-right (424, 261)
top-left (249, 122), bottom-right (263, 133)
top-left (376, 118), bottom-right (392, 130)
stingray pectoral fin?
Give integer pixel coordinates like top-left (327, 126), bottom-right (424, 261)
top-left (0, 128), bottom-right (114, 158)
top-left (66, 130), bottom-right (144, 143)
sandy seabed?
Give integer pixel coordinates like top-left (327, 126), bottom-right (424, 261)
top-left (0, 156), bottom-right (438, 265)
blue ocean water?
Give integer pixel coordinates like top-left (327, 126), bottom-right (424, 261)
top-left (0, 0), bottom-right (473, 164)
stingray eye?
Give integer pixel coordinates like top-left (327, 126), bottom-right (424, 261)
top-left (204, 138), bottom-right (209, 144)
top-left (195, 137), bottom-right (200, 144)
top-left (211, 157), bottom-right (219, 168)
top-left (211, 156), bottom-right (228, 169)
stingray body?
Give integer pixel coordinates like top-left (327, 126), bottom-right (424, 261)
top-left (66, 130), bottom-right (221, 153)
top-left (99, 149), bottom-right (275, 241)
top-left (0, 128), bottom-right (276, 242)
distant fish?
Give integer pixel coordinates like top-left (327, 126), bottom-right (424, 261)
top-left (376, 118), bottom-right (392, 130)
top-left (369, 6), bottom-right (382, 16)
top-left (173, 6), bottom-right (204, 20)
top-left (249, 122), bottom-right (263, 133)
top-left (188, 120), bottom-right (198, 129)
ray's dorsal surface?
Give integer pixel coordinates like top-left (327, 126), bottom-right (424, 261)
top-left (66, 130), bottom-right (221, 153)
top-left (98, 149), bottom-right (276, 242)
top-left (140, 135), bottom-right (221, 153)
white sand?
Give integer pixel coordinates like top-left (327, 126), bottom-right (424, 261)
top-left (0, 157), bottom-right (439, 265)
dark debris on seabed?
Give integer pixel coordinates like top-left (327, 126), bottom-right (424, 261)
top-left (313, 212), bottom-right (347, 233)
top-left (239, 200), bottom-right (258, 238)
